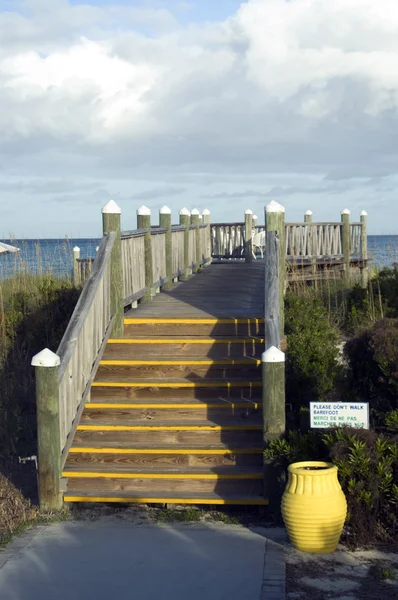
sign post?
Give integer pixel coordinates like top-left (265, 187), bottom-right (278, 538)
top-left (310, 402), bottom-right (369, 429)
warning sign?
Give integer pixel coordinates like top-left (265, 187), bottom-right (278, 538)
top-left (310, 402), bottom-right (369, 429)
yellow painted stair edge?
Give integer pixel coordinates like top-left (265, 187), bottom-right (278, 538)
top-left (91, 381), bottom-right (262, 388)
top-left (85, 403), bottom-right (260, 409)
top-left (62, 472), bottom-right (264, 480)
top-left (76, 425), bottom-right (262, 431)
top-left (68, 447), bottom-right (263, 454)
top-left (124, 318), bottom-right (264, 324)
top-left (64, 496), bottom-right (269, 505)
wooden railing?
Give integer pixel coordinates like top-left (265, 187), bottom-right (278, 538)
top-left (75, 217), bottom-right (211, 288)
top-left (57, 232), bottom-right (116, 464)
top-left (171, 226), bottom-right (185, 278)
top-left (210, 210), bottom-right (367, 262)
top-left (121, 231), bottom-right (146, 305)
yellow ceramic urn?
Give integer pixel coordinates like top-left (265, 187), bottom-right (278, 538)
top-left (281, 461), bottom-right (347, 554)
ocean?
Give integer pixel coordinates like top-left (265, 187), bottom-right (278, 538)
top-left (0, 235), bottom-right (397, 280)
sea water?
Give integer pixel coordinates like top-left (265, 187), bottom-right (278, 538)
top-left (0, 235), bottom-right (396, 280)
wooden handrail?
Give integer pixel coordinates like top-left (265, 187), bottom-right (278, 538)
top-left (57, 231), bottom-right (116, 458)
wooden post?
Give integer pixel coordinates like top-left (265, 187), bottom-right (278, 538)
top-left (137, 205), bottom-right (153, 300)
top-left (341, 208), bottom-right (351, 284)
top-left (191, 208), bottom-right (201, 273)
top-left (31, 348), bottom-right (63, 511)
top-left (202, 208), bottom-right (211, 266)
top-left (73, 246), bottom-right (80, 286)
top-left (102, 200), bottom-right (124, 337)
top-left (361, 210), bottom-right (368, 288)
top-left (245, 209), bottom-right (253, 263)
top-left (265, 201), bottom-right (285, 336)
top-left (262, 345), bottom-right (286, 507)
top-left (264, 231), bottom-right (280, 350)
top-left (179, 207), bottom-right (191, 280)
top-left (304, 210), bottom-right (313, 258)
top-left (159, 205), bottom-right (173, 290)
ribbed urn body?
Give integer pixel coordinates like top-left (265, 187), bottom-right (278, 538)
top-left (281, 461), bottom-right (347, 554)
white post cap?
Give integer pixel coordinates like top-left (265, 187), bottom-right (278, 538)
top-left (266, 200), bottom-right (285, 213)
top-left (160, 205), bottom-right (171, 215)
top-left (179, 207), bottom-right (191, 216)
top-left (262, 346), bottom-right (285, 363)
top-left (252, 214), bottom-right (258, 220)
top-left (341, 208), bottom-right (351, 215)
top-left (137, 205), bottom-right (151, 216)
top-left (102, 199), bottom-right (121, 214)
top-left (199, 215), bottom-right (203, 221)
top-left (31, 348), bottom-right (61, 368)
top-left (305, 210), bottom-right (313, 216)
top-left (73, 246), bottom-right (80, 252)
top-left (360, 210), bottom-right (368, 216)
top-left (202, 209), bottom-right (210, 216)
top-left (245, 209), bottom-right (253, 215)
top-left (191, 208), bottom-right (200, 216)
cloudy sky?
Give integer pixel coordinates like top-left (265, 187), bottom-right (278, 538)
top-left (1, 0), bottom-right (398, 237)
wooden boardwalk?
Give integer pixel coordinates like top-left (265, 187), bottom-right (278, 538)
top-left (62, 262), bottom-right (268, 506)
top-left (125, 263), bottom-right (264, 319)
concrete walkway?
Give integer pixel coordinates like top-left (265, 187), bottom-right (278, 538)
top-left (0, 522), bottom-right (286, 600)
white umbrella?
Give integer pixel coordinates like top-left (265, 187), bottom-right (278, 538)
top-left (0, 241), bottom-right (20, 254)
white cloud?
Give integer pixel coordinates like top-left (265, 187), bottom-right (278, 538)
top-left (1, 0), bottom-right (398, 235)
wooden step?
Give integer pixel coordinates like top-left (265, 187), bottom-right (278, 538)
top-left (82, 402), bottom-right (261, 423)
top-left (96, 358), bottom-right (261, 380)
top-left (104, 337), bottom-right (264, 358)
top-left (124, 318), bottom-right (264, 337)
top-left (91, 378), bottom-right (262, 401)
top-left (63, 465), bottom-right (264, 494)
top-left (73, 421), bottom-right (263, 445)
top-left (63, 490), bottom-right (269, 505)
top-left (66, 444), bottom-right (264, 468)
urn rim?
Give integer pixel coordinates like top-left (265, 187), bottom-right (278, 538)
top-left (288, 461), bottom-right (337, 475)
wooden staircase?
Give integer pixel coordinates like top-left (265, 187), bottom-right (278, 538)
top-left (63, 317), bottom-right (268, 506)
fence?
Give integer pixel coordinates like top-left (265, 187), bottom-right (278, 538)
top-left (210, 209), bottom-right (367, 263)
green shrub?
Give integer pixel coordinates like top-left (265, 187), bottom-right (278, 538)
top-left (265, 428), bottom-right (398, 547)
top-left (344, 319), bottom-right (398, 421)
top-left (285, 295), bottom-right (340, 409)
top-left (385, 409), bottom-right (398, 433)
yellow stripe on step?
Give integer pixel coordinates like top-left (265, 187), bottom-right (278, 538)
top-left (64, 496), bottom-right (269, 505)
top-left (86, 403), bottom-right (260, 409)
top-left (62, 472), bottom-right (264, 480)
top-left (99, 359), bottom-right (261, 366)
top-left (107, 338), bottom-right (264, 344)
top-left (69, 448), bottom-right (263, 455)
top-left (76, 425), bottom-right (262, 431)
top-left (91, 381), bottom-right (262, 388)
top-left (124, 318), bottom-right (264, 324)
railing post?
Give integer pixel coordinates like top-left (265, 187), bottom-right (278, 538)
top-left (265, 201), bottom-right (285, 336)
top-left (245, 209), bottom-right (253, 263)
top-left (341, 208), bottom-right (351, 284)
top-left (102, 200), bottom-right (124, 336)
top-left (262, 346), bottom-right (286, 507)
top-left (73, 246), bottom-right (80, 286)
top-left (304, 210), bottom-right (313, 258)
top-left (137, 205), bottom-right (153, 300)
top-left (264, 231), bottom-right (280, 349)
top-left (191, 208), bottom-right (201, 273)
top-left (159, 205), bottom-right (173, 290)
top-left (179, 207), bottom-right (191, 280)
top-left (31, 348), bottom-right (63, 511)
top-left (360, 210), bottom-right (368, 288)
top-left (202, 209), bottom-right (211, 266)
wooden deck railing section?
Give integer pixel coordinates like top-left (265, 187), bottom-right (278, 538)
top-left (211, 208), bottom-right (368, 263)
